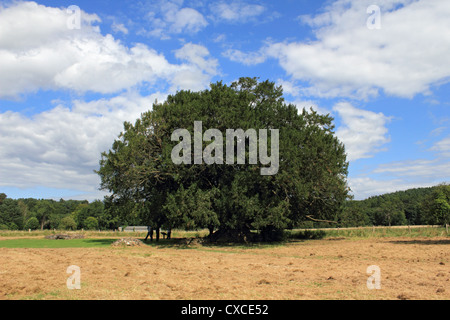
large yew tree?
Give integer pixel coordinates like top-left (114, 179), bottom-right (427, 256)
top-left (97, 78), bottom-right (350, 241)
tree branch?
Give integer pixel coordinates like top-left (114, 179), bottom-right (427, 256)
top-left (305, 215), bottom-right (339, 224)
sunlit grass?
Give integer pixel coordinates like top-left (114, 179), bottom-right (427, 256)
top-left (320, 226), bottom-right (448, 238)
top-left (0, 226), bottom-right (447, 249)
top-left (0, 238), bottom-right (116, 248)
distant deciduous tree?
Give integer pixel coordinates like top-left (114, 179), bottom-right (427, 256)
top-left (24, 217), bottom-right (40, 230)
top-left (84, 216), bottom-right (99, 230)
top-left (421, 184), bottom-right (450, 226)
top-left (59, 216), bottom-right (77, 230)
top-left (431, 185), bottom-right (450, 226)
top-left (0, 193), bottom-right (6, 204)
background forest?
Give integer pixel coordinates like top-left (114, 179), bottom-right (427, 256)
top-left (0, 184), bottom-right (448, 231)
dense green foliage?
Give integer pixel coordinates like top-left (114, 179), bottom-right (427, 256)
top-left (0, 198), bottom-right (112, 231)
top-left (24, 217), bottom-right (40, 230)
top-left (0, 184), bottom-right (447, 232)
top-left (338, 184), bottom-right (450, 227)
top-left (59, 216), bottom-right (77, 230)
top-left (84, 216), bottom-right (99, 230)
top-left (97, 78), bottom-right (350, 241)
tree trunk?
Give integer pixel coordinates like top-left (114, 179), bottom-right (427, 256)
top-left (208, 226), bottom-right (214, 238)
top-left (156, 225), bottom-right (161, 242)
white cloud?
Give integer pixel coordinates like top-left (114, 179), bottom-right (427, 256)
top-left (232, 0), bottom-right (450, 99)
top-left (276, 80), bottom-right (332, 115)
top-left (0, 1), bottom-right (101, 51)
top-left (175, 43), bottom-right (218, 75)
top-left (112, 23), bottom-right (129, 35)
top-left (349, 140), bottom-right (450, 199)
top-left (333, 102), bottom-right (391, 161)
top-left (276, 79), bottom-right (300, 97)
top-left (347, 176), bottom-right (438, 200)
top-left (374, 158), bottom-right (450, 178)
top-left (295, 101), bottom-right (330, 116)
top-left (0, 2), bottom-right (220, 200)
top-left (0, 91), bottom-right (166, 196)
top-left (144, 1), bottom-right (207, 38)
top-left (172, 43), bottom-right (219, 91)
top-left (210, 0), bottom-right (266, 23)
top-left (52, 40), bottom-right (175, 94)
top-left (430, 135), bottom-right (450, 157)
top-left (222, 48), bottom-right (268, 66)
top-left (169, 7), bottom-right (208, 33)
top-left (0, 1), bottom-right (217, 98)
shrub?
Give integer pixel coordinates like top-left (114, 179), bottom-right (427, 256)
top-left (84, 217), bottom-right (99, 230)
top-left (8, 222), bottom-right (18, 230)
top-left (24, 217), bottom-right (40, 230)
top-left (59, 216), bottom-right (77, 230)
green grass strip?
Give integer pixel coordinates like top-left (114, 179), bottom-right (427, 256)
top-left (0, 238), bottom-right (118, 248)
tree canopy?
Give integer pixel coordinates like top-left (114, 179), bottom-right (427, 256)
top-left (97, 77), bottom-right (350, 241)
top-left (0, 195), bottom-right (114, 231)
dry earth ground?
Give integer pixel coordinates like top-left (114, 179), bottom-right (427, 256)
top-left (0, 237), bottom-right (448, 300)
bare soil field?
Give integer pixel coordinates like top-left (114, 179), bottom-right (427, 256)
top-left (0, 236), bottom-right (448, 300)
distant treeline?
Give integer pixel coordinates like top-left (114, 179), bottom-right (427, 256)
top-left (0, 195), bottom-right (111, 231)
top-left (337, 184), bottom-right (450, 228)
top-left (0, 183), bottom-right (448, 231)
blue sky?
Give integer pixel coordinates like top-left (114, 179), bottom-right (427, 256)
top-left (0, 0), bottom-right (449, 201)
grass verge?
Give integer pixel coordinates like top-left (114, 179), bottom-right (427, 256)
top-left (0, 226), bottom-right (447, 249)
top-left (0, 238), bottom-right (117, 248)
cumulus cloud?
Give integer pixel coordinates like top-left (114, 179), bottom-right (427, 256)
top-left (0, 1), bottom-right (220, 199)
top-left (169, 7), bottom-right (208, 33)
top-left (143, 1), bottom-right (207, 38)
top-left (0, 1), bottom-right (100, 51)
top-left (175, 43), bottom-right (219, 75)
top-left (226, 0), bottom-right (450, 99)
top-left (0, 91), bottom-right (166, 196)
top-left (333, 102), bottom-right (391, 161)
top-left (0, 1), bottom-right (217, 98)
top-left (171, 43), bottom-right (220, 92)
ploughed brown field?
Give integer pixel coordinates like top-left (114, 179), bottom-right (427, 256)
top-left (0, 236), bottom-right (448, 300)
